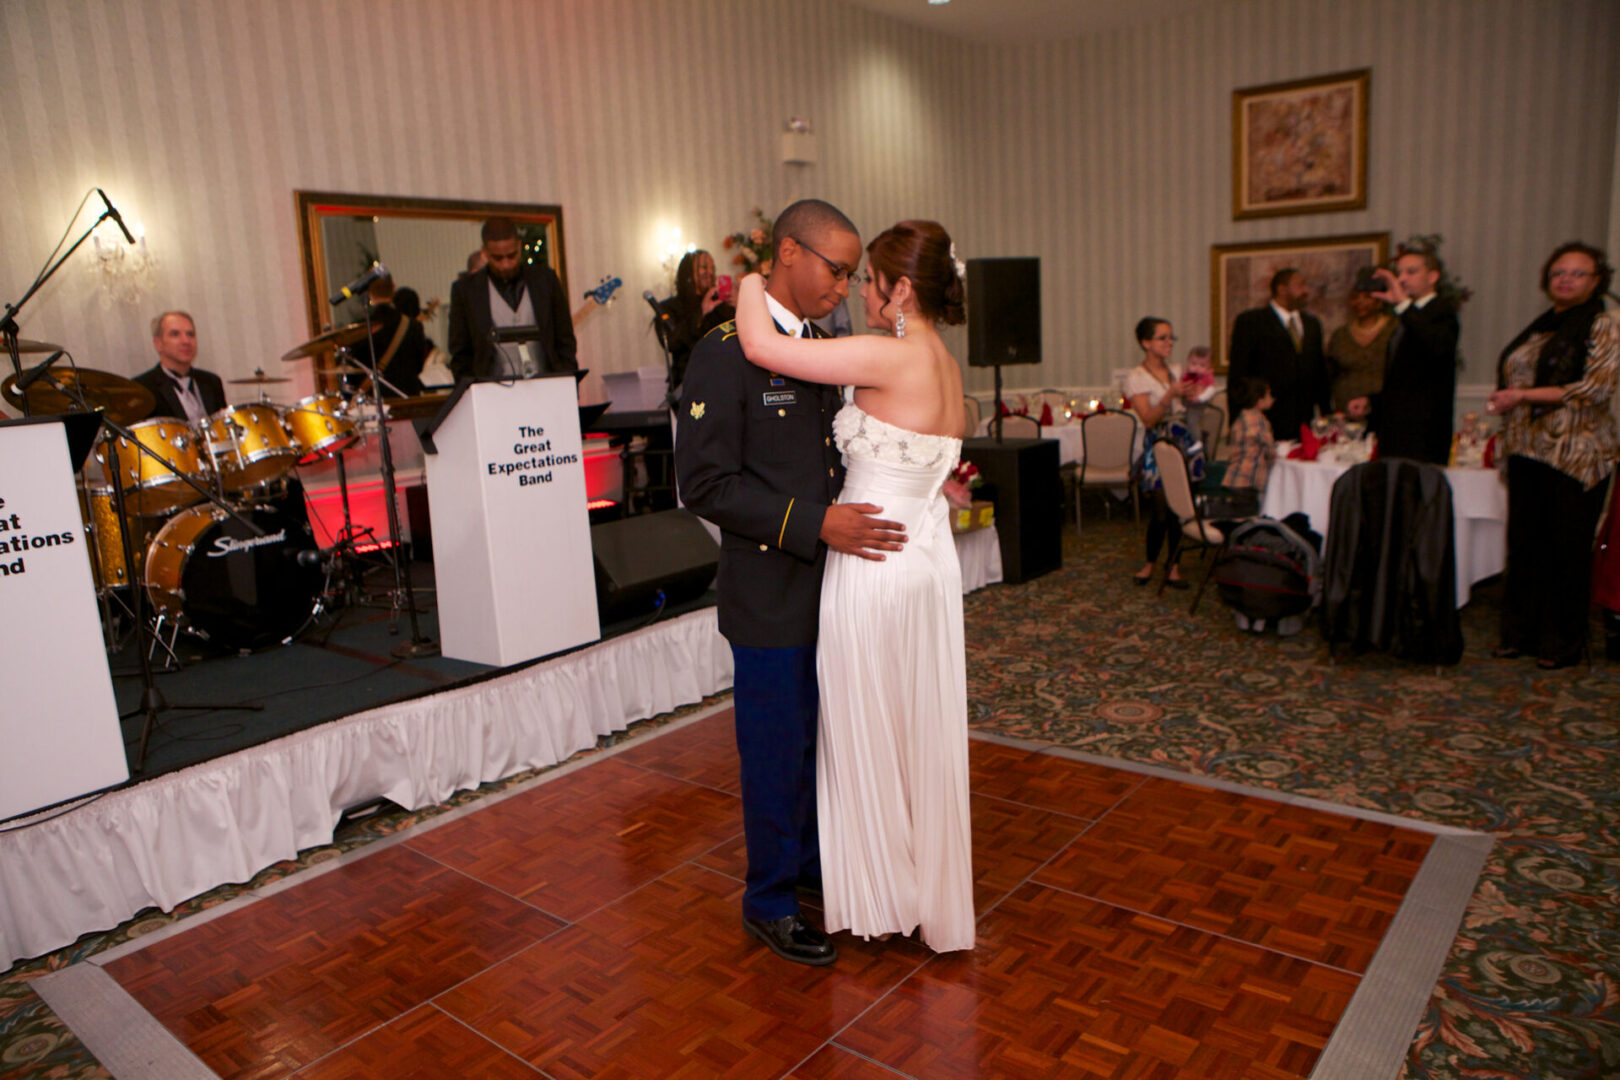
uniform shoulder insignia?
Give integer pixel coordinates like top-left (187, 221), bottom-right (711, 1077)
top-left (689, 401), bottom-right (706, 420)
top-left (719, 320), bottom-right (738, 341)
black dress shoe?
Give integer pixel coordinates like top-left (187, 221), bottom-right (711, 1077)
top-left (743, 913), bottom-right (838, 966)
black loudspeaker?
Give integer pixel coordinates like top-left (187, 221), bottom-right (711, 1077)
top-left (404, 486), bottom-right (432, 562)
top-left (591, 509), bottom-right (719, 622)
top-left (967, 257), bottom-right (1041, 368)
top-left (961, 437), bottom-right (1062, 583)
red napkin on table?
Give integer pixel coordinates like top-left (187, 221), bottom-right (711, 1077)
top-left (1286, 423), bottom-right (1321, 461)
top-left (1039, 403), bottom-right (1054, 426)
top-left (997, 400), bottom-right (1011, 417)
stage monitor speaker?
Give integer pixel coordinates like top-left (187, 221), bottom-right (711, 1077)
top-left (961, 436), bottom-right (1062, 583)
top-left (592, 509), bottom-right (719, 622)
top-left (967, 257), bottom-right (1041, 368)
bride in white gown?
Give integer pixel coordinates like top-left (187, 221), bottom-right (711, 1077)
top-left (734, 221), bottom-right (976, 952)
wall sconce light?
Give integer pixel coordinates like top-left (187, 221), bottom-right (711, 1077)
top-left (657, 224), bottom-right (695, 285)
top-left (91, 218), bottom-right (156, 304)
top-left (780, 117), bottom-right (818, 165)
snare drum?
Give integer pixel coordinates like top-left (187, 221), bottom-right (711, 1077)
top-left (283, 393), bottom-right (360, 463)
top-left (145, 502), bottom-right (322, 648)
top-left (203, 403), bottom-right (299, 491)
top-left (94, 418), bottom-right (210, 515)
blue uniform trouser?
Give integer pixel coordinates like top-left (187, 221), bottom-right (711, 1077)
top-left (731, 643), bottom-right (821, 920)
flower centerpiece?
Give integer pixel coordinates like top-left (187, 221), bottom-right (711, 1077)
top-left (723, 208), bottom-right (774, 277)
top-left (943, 460), bottom-right (981, 510)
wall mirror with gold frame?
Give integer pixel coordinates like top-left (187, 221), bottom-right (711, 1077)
top-left (294, 191), bottom-right (566, 387)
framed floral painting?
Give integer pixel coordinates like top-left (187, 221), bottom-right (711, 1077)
top-left (1233, 69), bottom-right (1370, 220)
top-left (1210, 232), bottom-right (1388, 371)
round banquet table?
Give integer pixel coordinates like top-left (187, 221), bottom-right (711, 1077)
top-left (1260, 455), bottom-right (1507, 607)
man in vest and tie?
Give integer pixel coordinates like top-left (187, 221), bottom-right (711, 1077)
top-left (1227, 267), bottom-right (1327, 442)
top-left (447, 217), bottom-right (577, 381)
top-left (134, 310), bottom-right (228, 423)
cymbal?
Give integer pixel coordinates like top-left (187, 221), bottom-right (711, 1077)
top-left (6, 338), bottom-right (67, 355)
top-left (228, 367), bottom-right (292, 385)
top-left (2, 367), bottom-right (154, 425)
top-left (281, 320), bottom-right (376, 361)
top-left (386, 391), bottom-right (452, 420)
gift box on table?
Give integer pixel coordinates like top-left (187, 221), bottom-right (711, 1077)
top-left (951, 500), bottom-right (995, 534)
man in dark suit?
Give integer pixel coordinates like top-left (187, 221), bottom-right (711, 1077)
top-left (1227, 268), bottom-right (1327, 441)
top-left (675, 199), bottom-right (904, 966)
top-left (1358, 252), bottom-right (1459, 464)
top-left (134, 311), bottom-right (227, 423)
top-left (446, 217), bottom-right (576, 381)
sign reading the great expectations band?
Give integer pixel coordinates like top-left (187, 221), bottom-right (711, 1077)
top-left (424, 376), bottom-right (599, 665)
top-left (0, 420), bottom-right (129, 821)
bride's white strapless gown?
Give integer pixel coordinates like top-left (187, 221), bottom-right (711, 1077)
top-left (816, 403), bottom-right (975, 952)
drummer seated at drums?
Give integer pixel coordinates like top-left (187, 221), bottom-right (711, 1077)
top-left (134, 311), bottom-right (227, 423)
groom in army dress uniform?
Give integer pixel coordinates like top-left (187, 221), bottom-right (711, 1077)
top-left (675, 199), bottom-right (905, 966)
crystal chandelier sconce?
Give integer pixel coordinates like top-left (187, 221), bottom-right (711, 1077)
top-left (91, 219), bottom-right (156, 304)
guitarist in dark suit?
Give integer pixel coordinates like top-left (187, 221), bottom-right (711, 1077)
top-left (674, 199), bottom-right (904, 967)
top-left (134, 311), bottom-right (227, 423)
top-left (446, 217), bottom-right (576, 381)
top-left (1227, 268), bottom-right (1327, 441)
top-left (1357, 252), bottom-right (1460, 464)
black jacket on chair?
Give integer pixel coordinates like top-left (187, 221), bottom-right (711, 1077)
top-left (133, 364), bottom-right (227, 422)
top-left (1319, 459), bottom-right (1462, 664)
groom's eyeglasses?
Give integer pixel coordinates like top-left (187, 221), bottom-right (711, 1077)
top-left (795, 239), bottom-right (862, 283)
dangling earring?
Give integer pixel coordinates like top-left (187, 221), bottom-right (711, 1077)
top-left (894, 308), bottom-right (907, 339)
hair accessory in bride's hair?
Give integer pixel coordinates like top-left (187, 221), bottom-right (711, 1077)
top-left (948, 241), bottom-right (966, 281)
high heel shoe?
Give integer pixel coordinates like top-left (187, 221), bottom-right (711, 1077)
top-left (1133, 571), bottom-right (1153, 586)
top-left (1491, 646), bottom-right (1522, 660)
top-left (1163, 576), bottom-right (1189, 591)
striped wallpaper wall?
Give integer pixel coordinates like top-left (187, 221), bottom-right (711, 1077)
top-left (0, 0), bottom-right (1614, 407)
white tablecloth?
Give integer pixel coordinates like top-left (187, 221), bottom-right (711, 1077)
top-left (1260, 457), bottom-right (1507, 606)
top-left (973, 419), bottom-right (1084, 465)
top-left (953, 524), bottom-right (1003, 593)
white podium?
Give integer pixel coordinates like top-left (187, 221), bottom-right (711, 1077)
top-left (0, 416), bottom-right (128, 820)
top-left (422, 377), bottom-right (600, 666)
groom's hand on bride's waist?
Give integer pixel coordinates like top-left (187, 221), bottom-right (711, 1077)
top-left (821, 503), bottom-right (906, 561)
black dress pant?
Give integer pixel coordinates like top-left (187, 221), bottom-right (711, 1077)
top-left (1144, 489), bottom-right (1182, 565)
top-left (1501, 456), bottom-right (1608, 663)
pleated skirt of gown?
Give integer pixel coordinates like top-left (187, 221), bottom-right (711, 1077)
top-left (815, 456), bottom-right (975, 952)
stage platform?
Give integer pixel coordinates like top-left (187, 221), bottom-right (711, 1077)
top-left (1, 565), bottom-right (731, 969)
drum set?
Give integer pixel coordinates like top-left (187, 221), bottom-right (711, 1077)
top-left (3, 322), bottom-right (441, 659)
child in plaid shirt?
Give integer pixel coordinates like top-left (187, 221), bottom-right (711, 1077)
top-left (1216, 377), bottom-right (1277, 517)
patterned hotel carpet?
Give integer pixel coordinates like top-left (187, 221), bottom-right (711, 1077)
top-left (2, 516), bottom-right (1617, 1080)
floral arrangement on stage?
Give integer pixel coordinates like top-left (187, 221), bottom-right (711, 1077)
top-left (723, 208), bottom-right (774, 276)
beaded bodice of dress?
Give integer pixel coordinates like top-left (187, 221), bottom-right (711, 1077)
top-left (832, 403), bottom-right (961, 479)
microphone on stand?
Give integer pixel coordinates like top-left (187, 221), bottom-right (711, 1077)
top-left (643, 290), bottom-right (669, 320)
top-left (330, 262), bottom-right (390, 305)
top-left (96, 189), bottom-right (136, 245)
top-left (15, 350), bottom-right (66, 392)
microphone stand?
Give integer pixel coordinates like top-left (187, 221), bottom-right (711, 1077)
top-left (29, 371), bottom-right (263, 775)
top-left (355, 295), bottom-right (437, 659)
top-left (2, 194), bottom-right (127, 416)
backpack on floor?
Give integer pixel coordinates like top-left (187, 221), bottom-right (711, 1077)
top-left (1213, 518), bottom-right (1319, 623)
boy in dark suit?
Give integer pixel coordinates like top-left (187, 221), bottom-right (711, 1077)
top-left (674, 199), bottom-right (904, 966)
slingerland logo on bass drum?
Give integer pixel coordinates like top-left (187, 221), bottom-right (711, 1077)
top-left (209, 529), bottom-right (288, 557)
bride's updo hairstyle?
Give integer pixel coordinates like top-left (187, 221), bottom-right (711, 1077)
top-left (866, 220), bottom-right (967, 327)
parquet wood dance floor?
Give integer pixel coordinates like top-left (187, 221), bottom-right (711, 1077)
top-left (101, 711), bottom-right (1436, 1079)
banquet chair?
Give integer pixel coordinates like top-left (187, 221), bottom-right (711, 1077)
top-left (1152, 439), bottom-right (1228, 612)
top-left (1197, 403), bottom-right (1226, 462)
top-left (1207, 388), bottom-right (1231, 460)
top-left (1075, 410), bottom-right (1139, 531)
top-left (961, 395), bottom-right (982, 438)
top-left (993, 412), bottom-right (1041, 438)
